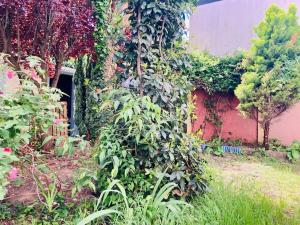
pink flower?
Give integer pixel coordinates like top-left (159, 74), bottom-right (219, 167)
top-left (116, 66), bottom-right (125, 73)
top-left (54, 118), bottom-right (63, 125)
top-left (3, 147), bottom-right (12, 153)
top-left (0, 91), bottom-right (3, 95)
top-left (6, 70), bottom-right (15, 79)
top-left (31, 70), bottom-right (40, 81)
top-left (8, 168), bottom-right (18, 181)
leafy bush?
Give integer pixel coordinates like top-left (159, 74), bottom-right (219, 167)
top-left (0, 147), bottom-right (18, 200)
top-left (269, 139), bottom-right (287, 152)
top-left (0, 54), bottom-right (87, 156)
top-left (203, 139), bottom-right (224, 156)
top-left (0, 54), bottom-right (63, 152)
top-left (0, 80), bottom-right (63, 152)
top-left (93, 88), bottom-right (207, 198)
top-left (79, 176), bottom-right (191, 225)
top-left (287, 141), bottom-right (300, 162)
top-left (188, 52), bottom-right (244, 94)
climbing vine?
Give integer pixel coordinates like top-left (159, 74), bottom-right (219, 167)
top-left (118, 0), bottom-right (195, 98)
top-left (74, 0), bottom-right (126, 139)
top-left (188, 52), bottom-right (245, 94)
top-left (89, 0), bottom-right (209, 197)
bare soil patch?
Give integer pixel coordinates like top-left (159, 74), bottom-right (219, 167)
top-left (3, 151), bottom-right (93, 204)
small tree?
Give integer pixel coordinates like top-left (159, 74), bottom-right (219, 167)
top-left (235, 5), bottom-right (300, 149)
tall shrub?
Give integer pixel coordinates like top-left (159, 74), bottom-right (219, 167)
top-left (91, 0), bottom-right (208, 197)
top-left (235, 5), bottom-right (300, 149)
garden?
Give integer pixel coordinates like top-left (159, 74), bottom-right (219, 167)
top-left (0, 1), bottom-right (300, 224)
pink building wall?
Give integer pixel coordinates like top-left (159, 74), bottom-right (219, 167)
top-left (189, 0), bottom-right (300, 56)
top-left (270, 103), bottom-right (300, 145)
top-left (190, 0), bottom-right (300, 145)
top-left (192, 90), bottom-right (258, 144)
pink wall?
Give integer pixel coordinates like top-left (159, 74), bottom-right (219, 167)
top-left (189, 0), bottom-right (300, 56)
top-left (270, 102), bottom-right (300, 145)
top-left (192, 90), bottom-right (257, 143)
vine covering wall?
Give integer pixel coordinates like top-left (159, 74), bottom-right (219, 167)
top-left (188, 52), bottom-right (245, 94)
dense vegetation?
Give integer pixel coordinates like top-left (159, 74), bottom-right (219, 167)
top-left (1, 1), bottom-right (300, 224)
top-left (188, 52), bottom-right (244, 94)
top-left (235, 5), bottom-right (300, 149)
top-left (87, 0), bottom-right (208, 199)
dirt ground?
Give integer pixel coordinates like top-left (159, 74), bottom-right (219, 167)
top-left (3, 151), bottom-right (92, 204)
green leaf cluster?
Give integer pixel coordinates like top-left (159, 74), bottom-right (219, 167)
top-left (246, 4), bottom-right (300, 73)
top-left (235, 5), bottom-right (300, 118)
top-left (0, 150), bottom-right (18, 200)
top-left (235, 5), bottom-right (300, 148)
top-left (188, 52), bottom-right (244, 94)
top-left (0, 80), bottom-right (63, 152)
top-left (94, 88), bottom-right (207, 198)
top-left (287, 141), bottom-right (300, 162)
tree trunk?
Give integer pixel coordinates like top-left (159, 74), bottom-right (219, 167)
top-left (263, 121), bottom-right (270, 150)
top-left (103, 40), bottom-right (115, 87)
top-left (51, 61), bottom-right (63, 88)
top-left (186, 92), bottom-right (192, 134)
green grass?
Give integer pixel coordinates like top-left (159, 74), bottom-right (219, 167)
top-left (182, 181), bottom-right (300, 225)
top-left (3, 157), bottom-right (300, 225)
top-left (113, 180), bottom-right (300, 225)
top-left (2, 181), bottom-right (299, 225)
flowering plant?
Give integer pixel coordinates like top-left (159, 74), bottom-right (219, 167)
top-left (0, 54), bottom-right (63, 152)
top-left (0, 147), bottom-right (18, 200)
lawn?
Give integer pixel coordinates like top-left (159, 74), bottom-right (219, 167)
top-left (1, 153), bottom-right (299, 225)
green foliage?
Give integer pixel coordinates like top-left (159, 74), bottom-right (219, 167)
top-left (0, 80), bottom-right (63, 150)
top-left (0, 199), bottom-right (97, 224)
top-left (246, 4), bottom-right (300, 73)
top-left (188, 52), bottom-right (244, 94)
top-left (0, 56), bottom-right (63, 151)
top-left (235, 5), bottom-right (300, 149)
top-left (74, 0), bottom-right (126, 139)
top-left (236, 61), bottom-right (300, 118)
top-left (54, 135), bottom-right (89, 156)
top-left (120, 0), bottom-right (195, 95)
top-left (74, 56), bottom-right (90, 136)
top-left (85, 0), bottom-right (208, 200)
top-left (34, 176), bottom-right (59, 213)
top-left (143, 64), bottom-right (192, 112)
top-left (287, 141), bottom-right (300, 162)
top-left (269, 139), bottom-right (287, 152)
top-left (204, 139), bottom-right (224, 156)
top-left (80, 177), bottom-right (191, 225)
top-left (0, 149), bottom-right (18, 200)
top-left (182, 181), bottom-right (300, 225)
top-left (93, 88), bottom-right (207, 198)
top-left (92, 0), bottom-right (110, 71)
top-left (2, 179), bottom-right (299, 224)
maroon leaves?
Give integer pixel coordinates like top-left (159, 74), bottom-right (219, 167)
top-left (0, 0), bottom-right (95, 86)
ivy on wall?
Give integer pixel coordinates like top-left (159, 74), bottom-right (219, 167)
top-left (188, 52), bottom-right (245, 94)
top-left (75, 0), bottom-right (123, 139)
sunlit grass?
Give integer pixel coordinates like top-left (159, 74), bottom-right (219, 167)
top-left (181, 181), bottom-right (300, 225)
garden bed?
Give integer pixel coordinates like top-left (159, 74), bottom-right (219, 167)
top-left (3, 150), bottom-right (93, 205)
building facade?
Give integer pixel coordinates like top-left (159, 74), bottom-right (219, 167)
top-left (190, 0), bottom-right (300, 145)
